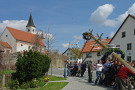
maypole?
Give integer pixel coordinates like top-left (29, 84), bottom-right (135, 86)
top-left (83, 30), bottom-right (135, 73)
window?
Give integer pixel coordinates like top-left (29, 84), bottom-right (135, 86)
top-left (33, 29), bottom-right (34, 32)
top-left (21, 44), bottom-right (23, 46)
top-left (67, 53), bottom-right (69, 55)
top-left (97, 52), bottom-right (101, 56)
top-left (122, 32), bottom-right (126, 38)
top-left (127, 43), bottom-right (132, 50)
top-left (127, 56), bottom-right (131, 62)
top-left (87, 53), bottom-right (92, 57)
top-left (116, 45), bottom-right (120, 49)
top-left (134, 29), bottom-right (135, 35)
top-left (28, 29), bottom-right (30, 32)
top-left (6, 35), bottom-right (8, 37)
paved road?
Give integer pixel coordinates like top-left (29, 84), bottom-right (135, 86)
top-left (49, 68), bottom-right (113, 90)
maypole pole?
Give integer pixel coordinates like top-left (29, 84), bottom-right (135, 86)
top-left (84, 30), bottom-right (135, 73)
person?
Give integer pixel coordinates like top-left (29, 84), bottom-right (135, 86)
top-left (64, 60), bottom-right (68, 78)
top-left (77, 61), bottom-right (81, 76)
top-left (103, 59), bottom-right (112, 86)
top-left (116, 65), bottom-right (135, 90)
top-left (95, 60), bottom-right (103, 85)
top-left (88, 60), bottom-right (93, 83)
top-left (81, 62), bottom-right (86, 77)
top-left (72, 62), bottom-right (78, 76)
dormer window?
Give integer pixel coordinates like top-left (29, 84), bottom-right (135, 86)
top-left (28, 29), bottom-right (30, 32)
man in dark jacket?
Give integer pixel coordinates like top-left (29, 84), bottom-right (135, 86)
top-left (81, 62), bottom-right (86, 77)
top-left (88, 60), bottom-right (93, 83)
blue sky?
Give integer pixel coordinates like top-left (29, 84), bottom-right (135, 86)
top-left (0, 0), bottom-right (135, 53)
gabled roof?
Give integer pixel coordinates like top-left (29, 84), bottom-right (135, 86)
top-left (0, 41), bottom-right (11, 48)
top-left (7, 27), bottom-right (45, 46)
top-left (109, 14), bottom-right (135, 43)
top-left (26, 13), bottom-right (36, 27)
top-left (81, 39), bottom-right (111, 53)
top-left (63, 48), bottom-right (80, 56)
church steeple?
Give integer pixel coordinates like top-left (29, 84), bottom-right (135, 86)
top-left (26, 13), bottom-right (36, 27)
top-left (26, 12), bottom-right (36, 34)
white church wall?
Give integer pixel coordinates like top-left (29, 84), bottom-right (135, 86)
top-left (0, 28), bottom-right (16, 53)
top-left (16, 41), bottom-right (33, 52)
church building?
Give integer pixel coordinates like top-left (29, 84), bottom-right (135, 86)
top-left (0, 13), bottom-right (46, 53)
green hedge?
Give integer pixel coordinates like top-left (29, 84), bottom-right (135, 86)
top-left (12, 50), bottom-right (51, 85)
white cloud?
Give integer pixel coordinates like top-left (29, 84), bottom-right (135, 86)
top-left (73, 35), bottom-right (82, 40)
top-left (90, 4), bottom-right (114, 25)
top-left (109, 31), bottom-right (115, 37)
top-left (62, 43), bottom-right (69, 48)
top-left (0, 20), bottom-right (28, 32)
top-left (90, 3), bottom-right (135, 27)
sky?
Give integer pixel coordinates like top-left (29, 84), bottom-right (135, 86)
top-left (0, 0), bottom-right (135, 53)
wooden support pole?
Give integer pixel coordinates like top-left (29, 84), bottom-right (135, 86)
top-left (88, 32), bottom-right (135, 73)
top-left (112, 53), bottom-right (135, 73)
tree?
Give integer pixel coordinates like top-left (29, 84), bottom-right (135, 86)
top-left (70, 47), bottom-right (81, 59)
top-left (12, 50), bottom-right (51, 84)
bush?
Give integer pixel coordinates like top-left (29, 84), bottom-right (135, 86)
top-left (20, 82), bottom-right (30, 89)
top-left (12, 50), bottom-right (51, 85)
top-left (30, 80), bottom-right (37, 88)
top-left (8, 79), bottom-right (19, 90)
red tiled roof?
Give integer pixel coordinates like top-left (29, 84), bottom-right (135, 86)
top-left (81, 39), bottom-right (111, 53)
top-left (7, 27), bottom-right (45, 47)
top-left (0, 41), bottom-right (11, 48)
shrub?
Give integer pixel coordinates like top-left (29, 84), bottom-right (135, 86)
top-left (20, 82), bottom-right (30, 89)
top-left (30, 80), bottom-right (37, 88)
top-left (8, 79), bottom-right (19, 90)
top-left (12, 50), bottom-right (51, 85)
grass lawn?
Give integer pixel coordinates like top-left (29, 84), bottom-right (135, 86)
top-left (0, 70), bottom-right (15, 74)
top-left (33, 75), bottom-right (68, 90)
top-left (48, 75), bottom-right (67, 81)
top-left (34, 82), bottom-right (68, 90)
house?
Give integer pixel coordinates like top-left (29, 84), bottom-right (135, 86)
top-left (0, 41), bottom-right (11, 53)
top-left (0, 13), bottom-right (45, 53)
top-left (109, 14), bottom-right (135, 62)
top-left (81, 38), bottom-right (111, 64)
top-left (62, 48), bottom-right (80, 63)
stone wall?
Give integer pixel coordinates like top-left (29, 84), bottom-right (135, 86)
top-left (48, 52), bottom-right (68, 68)
top-left (0, 53), bottom-right (17, 70)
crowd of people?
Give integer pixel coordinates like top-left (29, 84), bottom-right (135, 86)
top-left (94, 58), bottom-right (135, 90)
top-left (64, 58), bottom-right (135, 90)
top-left (64, 61), bottom-right (87, 78)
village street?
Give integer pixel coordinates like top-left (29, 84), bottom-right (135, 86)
top-left (49, 68), bottom-right (113, 90)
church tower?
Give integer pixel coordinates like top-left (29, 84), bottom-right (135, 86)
top-left (26, 13), bottom-right (36, 34)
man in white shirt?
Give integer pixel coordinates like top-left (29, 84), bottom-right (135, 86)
top-left (95, 60), bottom-right (103, 85)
